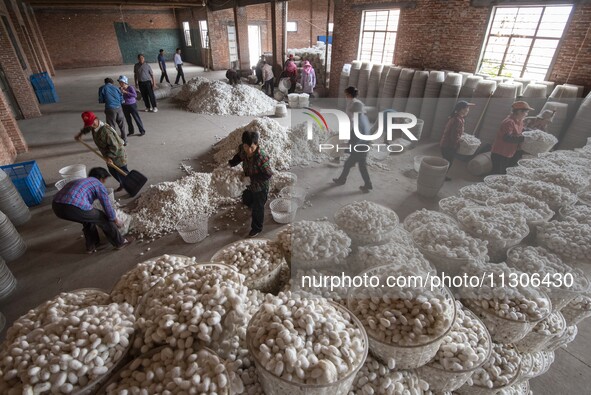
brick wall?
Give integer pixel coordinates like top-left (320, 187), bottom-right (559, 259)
top-left (175, 7), bottom-right (208, 66)
top-left (207, 8), bottom-right (234, 70)
top-left (0, 120), bottom-right (17, 166)
top-left (330, 0), bottom-right (591, 97)
top-left (0, 2), bottom-right (41, 119)
top-left (550, 3), bottom-right (591, 89)
top-left (34, 7), bottom-right (179, 69)
top-left (0, 89), bottom-right (28, 163)
top-left (287, 0), bottom-right (331, 50)
top-left (26, 4), bottom-right (55, 75)
top-left (4, 0), bottom-right (37, 73)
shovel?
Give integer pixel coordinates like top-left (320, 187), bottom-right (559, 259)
top-left (78, 140), bottom-right (147, 197)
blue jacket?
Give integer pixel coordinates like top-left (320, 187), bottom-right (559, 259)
top-left (98, 83), bottom-right (124, 110)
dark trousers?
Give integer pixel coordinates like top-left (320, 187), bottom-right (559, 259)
top-left (108, 164), bottom-right (129, 187)
top-left (105, 107), bottom-right (127, 142)
top-left (491, 152), bottom-right (522, 174)
top-left (264, 78), bottom-right (274, 97)
top-left (255, 68), bottom-right (263, 84)
top-left (53, 202), bottom-right (124, 251)
top-left (160, 70), bottom-right (170, 83)
top-left (138, 81), bottom-right (157, 110)
top-left (288, 76), bottom-right (296, 94)
top-left (242, 189), bottom-right (268, 233)
top-left (175, 64), bottom-right (186, 84)
top-left (441, 147), bottom-right (456, 167)
top-left (336, 152), bottom-right (372, 188)
top-left (122, 103), bottom-right (145, 135)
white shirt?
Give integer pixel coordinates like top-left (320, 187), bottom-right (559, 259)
top-left (174, 53), bottom-right (183, 66)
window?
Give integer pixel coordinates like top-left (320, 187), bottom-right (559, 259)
top-left (199, 20), bottom-right (209, 48)
top-left (478, 5), bottom-right (572, 81)
top-left (328, 23), bottom-right (334, 33)
top-left (358, 10), bottom-right (400, 64)
top-left (182, 21), bottom-right (192, 46)
top-left (287, 21), bottom-right (298, 32)
top-left (228, 25), bottom-right (238, 63)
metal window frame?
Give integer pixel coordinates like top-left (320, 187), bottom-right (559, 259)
top-left (182, 21), bottom-right (192, 47)
top-left (199, 20), bottom-right (209, 49)
top-left (358, 9), bottom-right (400, 64)
top-left (477, 4), bottom-right (573, 79)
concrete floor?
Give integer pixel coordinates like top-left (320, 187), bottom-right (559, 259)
top-left (1, 63), bottom-right (590, 394)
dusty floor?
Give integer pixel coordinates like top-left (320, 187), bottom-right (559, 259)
top-left (1, 63), bottom-right (589, 394)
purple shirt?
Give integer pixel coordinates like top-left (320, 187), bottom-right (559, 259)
top-left (54, 178), bottom-right (117, 221)
top-left (122, 85), bottom-right (137, 105)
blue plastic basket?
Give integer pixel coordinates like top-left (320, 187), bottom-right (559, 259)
top-left (0, 161), bottom-right (46, 206)
top-left (34, 88), bottom-right (59, 104)
top-left (30, 72), bottom-right (55, 91)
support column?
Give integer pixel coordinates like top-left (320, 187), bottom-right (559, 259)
top-left (27, 5), bottom-right (55, 75)
top-left (21, 2), bottom-right (52, 75)
top-left (233, 6), bottom-right (250, 71)
top-left (0, 90), bottom-right (28, 156)
top-left (270, 0), bottom-right (286, 81)
top-left (4, 0), bottom-right (37, 73)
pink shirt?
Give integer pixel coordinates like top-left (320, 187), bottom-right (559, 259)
top-left (491, 115), bottom-right (524, 158)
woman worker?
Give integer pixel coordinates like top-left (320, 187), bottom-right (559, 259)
top-left (491, 101), bottom-right (534, 174)
top-left (439, 100), bottom-right (475, 181)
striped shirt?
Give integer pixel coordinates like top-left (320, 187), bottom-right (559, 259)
top-left (54, 178), bottom-right (117, 220)
top-left (229, 145), bottom-right (273, 192)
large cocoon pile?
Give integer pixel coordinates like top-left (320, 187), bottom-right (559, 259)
top-left (411, 222), bottom-right (488, 260)
top-left (537, 220), bottom-right (591, 261)
top-left (288, 220), bottom-right (351, 264)
top-left (211, 165), bottom-right (250, 198)
top-left (403, 209), bottom-right (457, 233)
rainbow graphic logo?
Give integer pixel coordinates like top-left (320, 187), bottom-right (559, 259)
top-left (303, 107), bottom-right (329, 131)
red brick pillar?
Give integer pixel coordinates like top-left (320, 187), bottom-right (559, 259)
top-left (0, 120), bottom-right (17, 165)
top-left (26, 5), bottom-right (55, 76)
top-left (3, 0), bottom-right (38, 73)
top-left (0, 90), bottom-right (28, 155)
top-left (20, 2), bottom-right (53, 76)
top-left (233, 6), bottom-right (250, 71)
top-left (270, 0), bottom-right (286, 81)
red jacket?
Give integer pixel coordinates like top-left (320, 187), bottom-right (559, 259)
top-left (440, 115), bottom-right (464, 149)
top-left (491, 115), bottom-right (525, 158)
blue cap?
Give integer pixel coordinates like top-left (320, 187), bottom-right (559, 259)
top-left (117, 75), bottom-right (128, 84)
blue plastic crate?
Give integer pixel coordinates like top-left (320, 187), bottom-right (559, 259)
top-left (34, 88), bottom-right (59, 104)
top-left (30, 72), bottom-right (55, 91)
top-left (0, 161), bottom-right (46, 206)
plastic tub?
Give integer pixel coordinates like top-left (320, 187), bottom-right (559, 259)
top-left (413, 155), bottom-right (425, 172)
top-left (59, 164), bottom-right (87, 179)
top-left (247, 302), bottom-right (368, 395)
top-left (270, 198), bottom-right (298, 224)
top-left (462, 292), bottom-right (550, 344)
top-left (348, 281), bottom-right (457, 370)
top-left (176, 214), bottom-right (208, 243)
top-left (210, 238), bottom-right (285, 293)
top-left (55, 177), bottom-right (76, 191)
top-left (275, 103), bottom-right (287, 117)
top-left (279, 186), bottom-right (306, 206)
top-left (515, 312), bottom-right (566, 353)
top-left (417, 309), bottom-right (492, 392)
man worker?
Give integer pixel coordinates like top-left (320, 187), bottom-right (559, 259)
top-left (75, 111), bottom-right (129, 192)
top-left (157, 49), bottom-right (170, 84)
top-left (491, 101), bottom-right (534, 174)
top-left (174, 48), bottom-right (186, 85)
top-left (98, 78), bottom-right (127, 144)
top-left (262, 61), bottom-right (274, 97)
top-left (524, 109), bottom-right (555, 132)
top-left (134, 53), bottom-right (158, 112)
top-left (52, 167), bottom-right (131, 254)
top-left (226, 69), bottom-right (241, 85)
top-left (228, 130), bottom-right (273, 238)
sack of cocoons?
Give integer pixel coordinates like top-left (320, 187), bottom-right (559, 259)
top-left (110, 254), bottom-right (198, 307)
top-left (211, 165), bottom-right (250, 198)
top-left (457, 134), bottom-right (481, 155)
top-left (403, 208), bottom-right (458, 233)
top-left (487, 192), bottom-right (554, 223)
top-left (247, 292), bottom-right (367, 386)
top-left (334, 200), bottom-right (399, 242)
top-left (489, 202), bottom-right (549, 226)
top-left (174, 77), bottom-right (208, 102)
top-left (439, 196), bottom-right (481, 219)
top-left (185, 79), bottom-right (276, 116)
top-left (356, 236), bottom-right (435, 274)
top-left (537, 220), bottom-right (591, 261)
top-left (560, 204), bottom-right (591, 226)
top-left (507, 167), bottom-right (589, 194)
top-left (459, 184), bottom-right (500, 204)
top-left (457, 206), bottom-right (529, 244)
top-left (349, 356), bottom-right (430, 394)
top-left (289, 220), bottom-right (351, 264)
top-left (0, 303), bottom-right (135, 395)
top-left (521, 129), bottom-right (558, 154)
top-left (4, 289), bottom-right (111, 344)
top-left (411, 222), bottom-right (488, 262)
top-left (135, 264), bottom-right (249, 354)
top-left (517, 158), bottom-right (559, 171)
top-left (104, 345), bottom-right (243, 394)
top-left (462, 343), bottom-right (521, 390)
top-left (514, 179), bottom-right (577, 210)
top-left (484, 175), bottom-right (522, 193)
top-left (540, 151), bottom-right (591, 168)
top-left (130, 172), bottom-right (215, 238)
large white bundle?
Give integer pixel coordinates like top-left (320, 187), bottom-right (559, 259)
top-left (487, 192), bottom-right (554, 223)
top-left (211, 165), bottom-right (250, 198)
top-left (538, 221), bottom-right (591, 261)
top-left (521, 129), bottom-right (558, 154)
top-left (457, 134), bottom-right (481, 155)
top-left (335, 200), bottom-right (399, 235)
top-left (174, 77), bottom-right (209, 102)
top-left (412, 222), bottom-right (488, 260)
top-left (508, 166), bottom-right (588, 194)
top-left (403, 208), bottom-right (458, 233)
top-left (457, 206), bottom-right (528, 242)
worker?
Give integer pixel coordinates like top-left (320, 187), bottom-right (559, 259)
top-left (75, 111), bottom-right (129, 192)
top-left (226, 68), bottom-right (241, 85)
top-left (133, 53), bottom-right (158, 112)
top-left (439, 100), bottom-right (476, 181)
top-left (117, 75), bottom-right (146, 136)
top-left (255, 55), bottom-right (266, 85)
top-left (157, 49), bottom-right (170, 84)
top-left (524, 109), bottom-right (555, 132)
top-left (52, 167), bottom-right (130, 254)
top-left (284, 54), bottom-right (295, 68)
top-left (228, 130), bottom-right (273, 238)
top-left (333, 87), bottom-right (373, 193)
top-left (98, 78), bottom-right (127, 144)
top-left (174, 48), bottom-right (186, 85)
top-left (283, 59), bottom-right (298, 94)
top-left (491, 101), bottom-right (534, 174)
top-left (262, 61), bottom-right (274, 97)
top-left (299, 60), bottom-right (316, 97)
